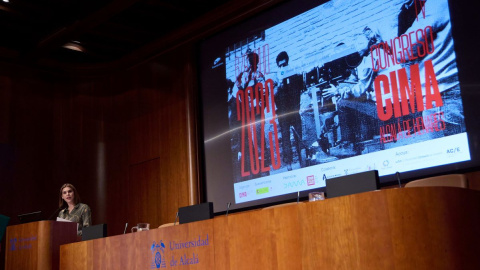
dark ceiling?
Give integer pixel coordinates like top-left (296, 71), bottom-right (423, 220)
top-left (0, 0), bottom-right (232, 75)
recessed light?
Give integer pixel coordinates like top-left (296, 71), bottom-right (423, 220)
top-left (62, 42), bottom-right (86, 53)
top-left (3, 0), bottom-right (10, 3)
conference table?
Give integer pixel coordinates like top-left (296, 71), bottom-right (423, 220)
top-left (60, 187), bottom-right (480, 270)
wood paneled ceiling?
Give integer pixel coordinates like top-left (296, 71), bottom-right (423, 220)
top-left (0, 0), bottom-right (233, 76)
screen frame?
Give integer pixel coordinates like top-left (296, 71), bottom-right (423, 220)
top-left (196, 0), bottom-right (480, 214)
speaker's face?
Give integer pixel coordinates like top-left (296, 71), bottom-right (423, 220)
top-left (62, 187), bottom-right (75, 204)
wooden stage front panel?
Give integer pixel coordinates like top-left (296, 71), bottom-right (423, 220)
top-left (60, 187), bottom-right (480, 270)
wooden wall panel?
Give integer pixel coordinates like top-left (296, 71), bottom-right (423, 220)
top-left (0, 46), bottom-right (199, 253)
top-left (0, 76), bottom-right (13, 270)
top-left (0, 76), bottom-right (55, 270)
top-left (0, 76), bottom-right (56, 220)
top-left (466, 171), bottom-right (480, 190)
top-left (127, 159), bottom-right (162, 227)
top-left (51, 85), bottom-right (111, 227)
top-left (121, 56), bottom-right (194, 229)
top-left (102, 90), bottom-right (135, 234)
top-left (0, 76), bottom-right (12, 143)
top-left (128, 112), bottom-right (160, 165)
top-left (36, 47), bottom-right (197, 236)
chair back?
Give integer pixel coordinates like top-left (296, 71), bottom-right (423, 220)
top-left (158, 222), bottom-right (175, 228)
top-left (405, 174), bottom-right (468, 188)
top-left (262, 202), bottom-right (301, 210)
top-left (0, 214), bottom-right (10, 241)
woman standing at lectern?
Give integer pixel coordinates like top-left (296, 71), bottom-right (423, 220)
top-left (58, 183), bottom-right (91, 236)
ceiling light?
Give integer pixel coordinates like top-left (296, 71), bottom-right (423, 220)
top-left (62, 42), bottom-right (86, 53)
top-left (3, 0), bottom-right (10, 3)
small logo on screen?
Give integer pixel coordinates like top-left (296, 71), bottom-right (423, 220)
top-left (239, 192), bottom-right (247, 198)
top-left (211, 57), bottom-right (224, 69)
top-left (446, 147), bottom-right (461, 154)
top-left (256, 187), bottom-right (269, 195)
top-left (307, 175), bottom-right (315, 186)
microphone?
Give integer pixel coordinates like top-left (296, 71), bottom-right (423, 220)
top-left (174, 212), bottom-right (179, 225)
top-left (226, 202), bottom-right (232, 217)
top-left (123, 223), bottom-right (128, 234)
top-left (396, 171), bottom-right (402, 188)
top-left (47, 207), bottom-right (62, 221)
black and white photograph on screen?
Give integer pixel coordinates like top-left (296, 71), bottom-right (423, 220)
top-left (224, 0), bottom-right (466, 184)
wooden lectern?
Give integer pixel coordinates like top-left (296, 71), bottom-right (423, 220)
top-left (5, 221), bottom-right (77, 270)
